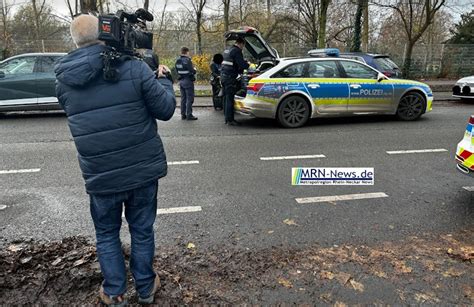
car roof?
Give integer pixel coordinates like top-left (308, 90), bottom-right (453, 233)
top-left (258, 57), bottom-right (381, 78)
top-left (1, 53), bottom-right (66, 62)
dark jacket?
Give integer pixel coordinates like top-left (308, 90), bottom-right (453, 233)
top-left (55, 43), bottom-right (176, 194)
top-left (210, 62), bottom-right (221, 78)
top-left (221, 45), bottom-right (249, 79)
top-left (175, 55), bottom-right (196, 82)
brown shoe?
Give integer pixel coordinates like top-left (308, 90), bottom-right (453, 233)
top-left (138, 274), bottom-right (161, 304)
top-left (99, 286), bottom-right (127, 306)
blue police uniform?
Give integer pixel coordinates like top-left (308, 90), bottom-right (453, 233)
top-left (221, 45), bottom-right (249, 123)
top-left (175, 55), bottom-right (196, 118)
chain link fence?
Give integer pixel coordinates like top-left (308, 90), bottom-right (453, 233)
top-left (1, 38), bottom-right (473, 79)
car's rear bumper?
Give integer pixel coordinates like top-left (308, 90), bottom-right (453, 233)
top-left (456, 163), bottom-right (474, 177)
top-left (234, 95), bottom-right (276, 118)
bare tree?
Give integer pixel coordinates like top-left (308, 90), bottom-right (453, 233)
top-left (31, 0), bottom-right (46, 49)
top-left (0, 0), bottom-right (14, 58)
top-left (180, 0), bottom-right (207, 54)
top-left (297, 0), bottom-right (319, 48)
top-left (351, 0), bottom-right (363, 52)
top-left (373, 0), bottom-right (446, 78)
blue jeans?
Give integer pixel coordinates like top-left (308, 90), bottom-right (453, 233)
top-left (90, 180), bottom-right (158, 298)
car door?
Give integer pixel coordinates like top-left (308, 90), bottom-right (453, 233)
top-left (0, 56), bottom-right (39, 107)
top-left (305, 60), bottom-right (349, 113)
top-left (338, 60), bottom-right (394, 112)
top-left (36, 55), bottom-right (61, 106)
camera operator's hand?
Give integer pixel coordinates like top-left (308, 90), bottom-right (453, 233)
top-left (157, 65), bottom-right (170, 78)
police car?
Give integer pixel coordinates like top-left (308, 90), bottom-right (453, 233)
top-left (235, 57), bottom-right (433, 128)
top-left (456, 115), bottom-right (474, 177)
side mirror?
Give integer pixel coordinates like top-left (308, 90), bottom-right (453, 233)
top-left (377, 72), bottom-right (387, 82)
top-left (0, 71), bottom-right (5, 79)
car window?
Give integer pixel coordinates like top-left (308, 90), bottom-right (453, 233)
top-left (307, 61), bottom-right (340, 78)
top-left (374, 57), bottom-right (398, 71)
top-left (272, 62), bottom-right (306, 78)
top-left (39, 56), bottom-right (59, 73)
top-left (0, 57), bottom-right (36, 75)
top-left (340, 60), bottom-right (378, 79)
top-left (340, 55), bottom-right (365, 63)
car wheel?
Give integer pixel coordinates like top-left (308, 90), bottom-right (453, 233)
top-left (396, 92), bottom-right (425, 121)
top-left (277, 96), bottom-right (310, 128)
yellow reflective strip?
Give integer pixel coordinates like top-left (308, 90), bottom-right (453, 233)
top-left (312, 99), bottom-right (346, 106)
top-left (347, 98), bottom-right (392, 105)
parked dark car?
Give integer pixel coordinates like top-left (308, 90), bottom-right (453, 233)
top-left (0, 53), bottom-right (66, 112)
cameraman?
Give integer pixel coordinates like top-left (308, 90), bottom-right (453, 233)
top-left (55, 15), bottom-right (175, 306)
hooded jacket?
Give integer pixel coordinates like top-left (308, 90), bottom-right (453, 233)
top-left (55, 43), bottom-right (176, 194)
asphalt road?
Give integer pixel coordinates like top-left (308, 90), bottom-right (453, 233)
top-left (0, 101), bottom-right (473, 251)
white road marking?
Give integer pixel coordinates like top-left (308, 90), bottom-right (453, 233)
top-left (0, 168), bottom-right (41, 174)
top-left (0, 205), bottom-right (7, 210)
top-left (167, 160), bottom-right (200, 165)
top-left (260, 154), bottom-right (326, 161)
top-left (121, 206), bottom-right (202, 217)
top-left (386, 149), bottom-right (448, 155)
top-left (463, 186), bottom-right (474, 192)
top-left (296, 192), bottom-right (389, 204)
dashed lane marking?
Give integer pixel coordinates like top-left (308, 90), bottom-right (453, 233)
top-left (386, 149), bottom-right (448, 155)
top-left (463, 186), bottom-right (474, 192)
top-left (167, 160), bottom-right (200, 165)
top-left (0, 168), bottom-right (41, 174)
top-left (121, 206), bottom-right (202, 217)
top-left (260, 154), bottom-right (326, 161)
top-left (296, 192), bottom-right (389, 204)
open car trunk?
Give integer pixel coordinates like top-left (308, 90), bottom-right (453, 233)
top-left (224, 27), bottom-right (279, 97)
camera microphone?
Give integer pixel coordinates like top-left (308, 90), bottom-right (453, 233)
top-left (135, 9), bottom-right (154, 22)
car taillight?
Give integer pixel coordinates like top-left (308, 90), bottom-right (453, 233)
top-left (247, 83), bottom-right (264, 92)
top-left (469, 116), bottom-right (474, 125)
top-left (382, 71), bottom-right (392, 77)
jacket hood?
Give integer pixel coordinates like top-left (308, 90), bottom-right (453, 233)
top-left (55, 43), bottom-right (106, 88)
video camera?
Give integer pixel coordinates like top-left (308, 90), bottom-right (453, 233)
top-left (98, 9), bottom-right (168, 82)
top-left (98, 8), bottom-right (154, 54)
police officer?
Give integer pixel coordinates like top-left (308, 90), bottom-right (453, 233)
top-left (221, 37), bottom-right (249, 126)
top-left (175, 47), bottom-right (197, 120)
top-left (210, 53), bottom-right (224, 110)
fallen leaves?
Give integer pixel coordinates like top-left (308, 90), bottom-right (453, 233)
top-left (392, 260), bottom-right (413, 274)
top-left (349, 279), bottom-right (365, 292)
top-left (283, 218), bottom-right (298, 226)
top-left (186, 242), bottom-right (196, 249)
top-left (277, 277), bottom-right (293, 288)
top-left (442, 267), bottom-right (464, 278)
top-left (447, 246), bottom-right (474, 262)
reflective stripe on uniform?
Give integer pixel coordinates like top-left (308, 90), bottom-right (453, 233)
top-left (222, 61), bottom-right (233, 66)
top-left (178, 70), bottom-right (190, 74)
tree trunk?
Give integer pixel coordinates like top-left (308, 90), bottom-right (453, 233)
top-left (402, 41), bottom-right (414, 78)
top-left (144, 0), bottom-right (149, 11)
top-left (223, 0), bottom-right (230, 32)
top-left (351, 0), bottom-right (363, 52)
top-left (266, 0), bottom-right (271, 20)
top-left (317, 0), bottom-right (330, 48)
top-left (362, 0), bottom-right (368, 52)
top-left (196, 12), bottom-right (202, 54)
top-left (66, 0), bottom-right (75, 19)
top-left (80, 0), bottom-right (97, 13)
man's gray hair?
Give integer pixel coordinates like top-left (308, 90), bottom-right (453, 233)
top-left (70, 15), bottom-right (100, 48)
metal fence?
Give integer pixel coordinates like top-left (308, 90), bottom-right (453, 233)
top-left (1, 38), bottom-right (473, 79)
